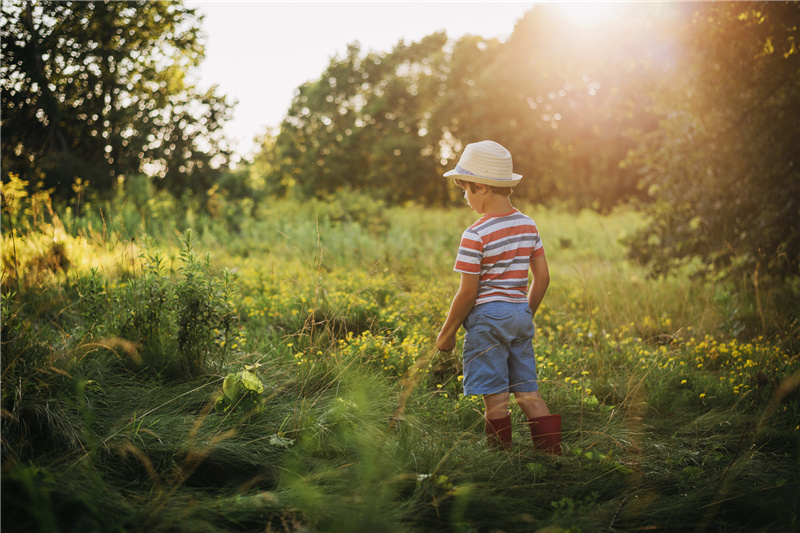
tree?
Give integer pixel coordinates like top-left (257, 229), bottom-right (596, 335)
top-left (626, 1), bottom-right (800, 283)
top-left (273, 34), bottom-right (453, 205)
top-left (1, 0), bottom-right (233, 198)
top-left (264, 4), bottom-right (672, 209)
top-left (433, 3), bottom-right (670, 209)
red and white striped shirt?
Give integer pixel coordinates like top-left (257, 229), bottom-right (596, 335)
top-left (454, 208), bottom-right (545, 306)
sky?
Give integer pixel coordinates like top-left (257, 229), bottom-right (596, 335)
top-left (186, 1), bottom-right (538, 162)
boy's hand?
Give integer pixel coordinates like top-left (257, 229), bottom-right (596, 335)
top-left (436, 332), bottom-right (456, 352)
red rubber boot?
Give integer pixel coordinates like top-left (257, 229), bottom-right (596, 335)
top-left (528, 414), bottom-right (562, 455)
top-left (485, 413), bottom-right (512, 451)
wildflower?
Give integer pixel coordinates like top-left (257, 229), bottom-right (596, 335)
top-left (699, 393), bottom-right (706, 399)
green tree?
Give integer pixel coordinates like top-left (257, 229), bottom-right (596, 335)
top-left (264, 4), bottom-right (673, 209)
top-left (626, 1), bottom-right (800, 283)
top-left (1, 0), bottom-right (233, 198)
top-left (434, 3), bottom-right (670, 209)
top-left (274, 34), bottom-right (453, 204)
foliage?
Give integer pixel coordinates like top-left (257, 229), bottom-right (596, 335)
top-left (0, 0), bottom-right (233, 198)
top-left (114, 230), bottom-right (240, 377)
top-left (275, 34), bottom-right (452, 205)
top-left (1, 197), bottom-right (798, 532)
top-left (267, 4), bottom-right (675, 210)
top-left (625, 1), bottom-right (800, 284)
top-left (214, 369), bottom-right (265, 413)
top-left (433, 4), bottom-right (669, 209)
top-left (174, 230), bottom-right (238, 376)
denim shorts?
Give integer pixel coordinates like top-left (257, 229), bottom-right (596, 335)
top-left (462, 301), bottom-right (539, 396)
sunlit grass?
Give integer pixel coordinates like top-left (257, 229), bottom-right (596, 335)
top-left (2, 196), bottom-right (798, 532)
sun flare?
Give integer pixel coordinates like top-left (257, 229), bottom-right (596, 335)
top-left (554, 2), bottom-right (624, 29)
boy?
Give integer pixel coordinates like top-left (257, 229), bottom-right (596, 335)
top-left (436, 140), bottom-right (561, 453)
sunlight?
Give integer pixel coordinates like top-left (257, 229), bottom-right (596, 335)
top-left (554, 2), bottom-right (624, 30)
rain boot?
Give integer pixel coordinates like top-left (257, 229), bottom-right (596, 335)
top-left (528, 414), bottom-right (561, 455)
top-left (485, 412), bottom-right (512, 451)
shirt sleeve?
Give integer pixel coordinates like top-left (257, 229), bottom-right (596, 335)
top-left (454, 228), bottom-right (483, 274)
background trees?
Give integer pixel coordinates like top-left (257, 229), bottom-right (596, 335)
top-left (266, 2), bottom-right (798, 285)
top-left (274, 34), bottom-right (452, 205)
top-left (2, 1), bottom-right (797, 286)
top-left (269, 4), bottom-right (672, 211)
top-left (1, 0), bottom-right (233, 198)
top-left (626, 1), bottom-right (800, 283)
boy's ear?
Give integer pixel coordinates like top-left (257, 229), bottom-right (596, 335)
top-left (474, 183), bottom-right (490, 194)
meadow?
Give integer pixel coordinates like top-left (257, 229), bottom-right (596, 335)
top-left (2, 186), bottom-right (799, 532)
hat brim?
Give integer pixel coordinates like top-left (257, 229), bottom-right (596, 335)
top-left (443, 169), bottom-right (522, 187)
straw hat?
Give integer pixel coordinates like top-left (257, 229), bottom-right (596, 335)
top-left (443, 140), bottom-right (522, 187)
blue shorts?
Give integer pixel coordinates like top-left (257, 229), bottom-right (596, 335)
top-left (462, 301), bottom-right (539, 396)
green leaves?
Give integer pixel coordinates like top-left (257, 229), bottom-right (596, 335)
top-left (1, 1), bottom-right (233, 197)
top-left (627, 2), bottom-right (800, 285)
top-left (175, 229), bottom-right (239, 376)
top-left (274, 35), bottom-right (451, 205)
top-left (215, 369), bottom-right (265, 414)
top-left (569, 447), bottom-right (634, 475)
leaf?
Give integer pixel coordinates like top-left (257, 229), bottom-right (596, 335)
top-left (238, 370), bottom-right (265, 394)
top-left (526, 462), bottom-right (547, 476)
top-left (222, 373), bottom-right (240, 401)
top-left (764, 37), bottom-right (774, 55)
top-left (582, 394), bottom-right (600, 408)
top-left (615, 464), bottom-right (634, 475)
top-left (214, 395), bottom-right (230, 413)
top-left (269, 434), bottom-right (295, 448)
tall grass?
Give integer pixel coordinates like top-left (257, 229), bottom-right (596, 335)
top-left (2, 186), bottom-right (798, 532)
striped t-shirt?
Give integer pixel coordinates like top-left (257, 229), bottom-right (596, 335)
top-left (454, 208), bottom-right (545, 306)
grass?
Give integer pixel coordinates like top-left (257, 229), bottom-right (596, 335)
top-left (2, 192), bottom-right (799, 532)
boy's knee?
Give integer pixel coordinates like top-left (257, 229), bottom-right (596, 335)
top-left (483, 392), bottom-right (510, 419)
top-left (515, 391), bottom-right (543, 402)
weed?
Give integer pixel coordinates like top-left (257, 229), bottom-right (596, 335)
top-left (175, 229), bottom-right (238, 376)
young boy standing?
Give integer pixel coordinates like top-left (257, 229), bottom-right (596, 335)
top-left (436, 140), bottom-right (561, 454)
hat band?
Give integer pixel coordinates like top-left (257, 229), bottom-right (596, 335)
top-left (453, 164), bottom-right (514, 182)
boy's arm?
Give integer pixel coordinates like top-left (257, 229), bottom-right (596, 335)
top-left (527, 255), bottom-right (550, 316)
top-left (436, 272), bottom-right (479, 352)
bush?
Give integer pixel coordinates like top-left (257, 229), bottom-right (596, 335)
top-left (113, 230), bottom-right (240, 378)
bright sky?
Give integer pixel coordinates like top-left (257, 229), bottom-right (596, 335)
top-left (186, 1), bottom-right (538, 161)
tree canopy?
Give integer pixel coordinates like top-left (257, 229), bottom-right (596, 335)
top-left (1, 0), bottom-right (233, 197)
top-left (263, 1), bottom-right (798, 283)
top-left (626, 1), bottom-right (800, 282)
top-left (2, 1), bottom-right (797, 284)
top-left (269, 4), bottom-right (673, 210)
top-left (273, 34), bottom-right (453, 205)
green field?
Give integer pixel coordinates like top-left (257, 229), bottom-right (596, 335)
top-left (2, 197), bottom-right (798, 532)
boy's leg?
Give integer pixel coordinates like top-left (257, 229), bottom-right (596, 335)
top-left (516, 392), bottom-right (561, 454)
top-left (483, 392), bottom-right (512, 450)
top-left (514, 391), bottom-right (550, 419)
top-left (527, 414), bottom-right (562, 455)
top-left (484, 392), bottom-right (510, 419)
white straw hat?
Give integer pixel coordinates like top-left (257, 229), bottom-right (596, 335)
top-left (443, 140), bottom-right (522, 187)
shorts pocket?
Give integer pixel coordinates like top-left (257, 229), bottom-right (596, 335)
top-left (463, 306), bottom-right (483, 330)
top-left (483, 307), bottom-right (513, 321)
